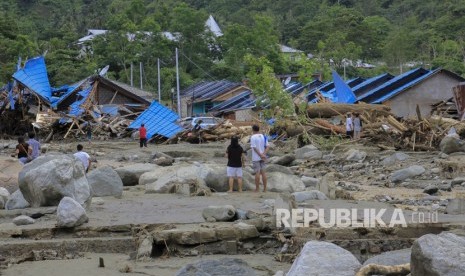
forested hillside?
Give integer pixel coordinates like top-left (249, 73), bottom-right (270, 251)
top-left (0, 0), bottom-right (464, 99)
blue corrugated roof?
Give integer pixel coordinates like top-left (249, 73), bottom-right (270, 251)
top-left (351, 73), bottom-right (394, 97)
top-left (13, 56), bottom-right (52, 102)
top-left (332, 70), bottom-right (356, 103)
top-left (357, 68), bottom-right (432, 104)
top-left (181, 80), bottom-right (241, 102)
top-left (307, 77), bottom-right (365, 103)
top-left (128, 101), bottom-right (183, 139)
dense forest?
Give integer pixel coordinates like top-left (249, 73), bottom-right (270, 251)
top-left (0, 0), bottom-right (465, 100)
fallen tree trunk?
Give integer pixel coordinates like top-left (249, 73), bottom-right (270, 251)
top-left (307, 103), bottom-right (391, 118)
top-left (355, 263), bottom-right (410, 276)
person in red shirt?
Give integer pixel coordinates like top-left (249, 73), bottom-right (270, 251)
top-left (139, 124), bottom-right (147, 148)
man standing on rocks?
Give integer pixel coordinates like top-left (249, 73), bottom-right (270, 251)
top-left (139, 123), bottom-right (147, 148)
top-left (251, 125), bottom-right (269, 192)
top-left (74, 144), bottom-right (91, 173)
top-left (345, 113), bottom-right (353, 138)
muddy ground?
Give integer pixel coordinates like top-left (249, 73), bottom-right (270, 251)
top-left (1, 137), bottom-right (465, 275)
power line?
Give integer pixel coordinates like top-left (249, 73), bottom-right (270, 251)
top-left (178, 50), bottom-right (217, 81)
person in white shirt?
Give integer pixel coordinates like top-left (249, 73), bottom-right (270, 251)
top-left (250, 125), bottom-right (269, 192)
top-left (27, 133), bottom-right (41, 160)
top-left (345, 113), bottom-right (353, 138)
top-left (74, 144), bottom-right (91, 173)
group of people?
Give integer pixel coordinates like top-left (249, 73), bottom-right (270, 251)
top-left (345, 112), bottom-right (363, 139)
top-left (225, 125), bottom-right (268, 193)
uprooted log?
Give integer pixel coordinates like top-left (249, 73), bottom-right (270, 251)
top-left (355, 263), bottom-right (410, 276)
top-left (307, 103), bottom-right (392, 118)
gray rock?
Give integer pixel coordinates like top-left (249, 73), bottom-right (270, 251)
top-left (423, 185), bottom-right (438, 195)
top-left (439, 136), bottom-right (465, 154)
top-left (301, 176), bottom-right (320, 188)
top-left (287, 241), bottom-right (361, 276)
top-left (56, 197), bottom-right (88, 228)
top-left (153, 157), bottom-right (174, 166)
top-left (18, 154), bottom-right (91, 208)
top-left (363, 248), bottom-right (411, 266)
top-left (438, 182), bottom-right (452, 192)
top-left (13, 215), bottom-right (35, 226)
top-left (267, 172), bottom-right (305, 193)
top-left (0, 197), bottom-right (4, 209)
top-left (322, 154), bottom-right (336, 161)
top-left (292, 191), bottom-right (328, 202)
top-left (137, 236), bottom-right (153, 260)
top-left (176, 258), bottom-right (256, 276)
top-left (345, 149), bottom-right (367, 162)
top-left (115, 163), bottom-right (158, 186)
top-left (202, 205), bottom-right (236, 222)
top-left (411, 232), bottom-right (465, 276)
top-left (5, 190), bottom-right (30, 210)
top-left (430, 168), bottom-right (441, 174)
top-left (318, 173), bottom-right (337, 199)
top-left (446, 199), bottom-right (465, 215)
top-left (451, 177), bottom-right (465, 186)
top-left (0, 187), bottom-right (10, 204)
top-left (295, 145), bottom-right (322, 160)
top-left (270, 154), bottom-right (295, 166)
top-left (391, 165), bottom-right (425, 183)
top-left (381, 152), bottom-right (410, 166)
top-left (265, 164), bottom-right (294, 175)
top-left (87, 166), bottom-right (123, 198)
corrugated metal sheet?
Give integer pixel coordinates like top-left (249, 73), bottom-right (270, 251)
top-left (181, 81), bottom-right (241, 102)
top-left (357, 68), bottom-right (432, 104)
top-left (332, 70), bottom-right (356, 103)
top-left (307, 78), bottom-right (364, 103)
top-left (351, 73), bottom-right (394, 97)
top-left (128, 101), bottom-right (182, 139)
top-left (209, 90), bottom-right (255, 113)
top-left (13, 56), bottom-right (52, 102)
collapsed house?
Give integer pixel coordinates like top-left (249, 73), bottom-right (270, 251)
top-left (0, 56), bottom-right (181, 140)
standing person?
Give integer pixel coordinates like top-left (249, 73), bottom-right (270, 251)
top-left (250, 125), bottom-right (269, 192)
top-left (225, 136), bottom-right (246, 192)
top-left (15, 137), bottom-right (32, 165)
top-left (353, 113), bottom-right (362, 139)
top-left (85, 123), bottom-right (92, 144)
top-left (139, 123), bottom-right (147, 148)
top-left (74, 144), bottom-right (91, 173)
top-left (192, 119), bottom-right (203, 144)
top-left (345, 113), bottom-right (353, 139)
top-left (27, 133), bottom-right (41, 161)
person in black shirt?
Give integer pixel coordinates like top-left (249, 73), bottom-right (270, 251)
top-left (226, 136), bottom-right (246, 192)
top-left (15, 136), bottom-right (32, 165)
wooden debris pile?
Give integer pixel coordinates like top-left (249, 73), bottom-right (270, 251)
top-left (431, 98), bottom-right (458, 119)
top-left (168, 120), bottom-right (253, 144)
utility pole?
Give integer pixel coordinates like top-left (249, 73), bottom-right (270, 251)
top-left (130, 63), bottom-right (134, 87)
top-left (139, 62), bottom-right (143, 90)
top-left (175, 48), bottom-right (181, 116)
top-left (157, 58), bottom-right (161, 103)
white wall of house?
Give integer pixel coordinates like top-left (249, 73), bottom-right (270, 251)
top-left (386, 72), bottom-right (462, 118)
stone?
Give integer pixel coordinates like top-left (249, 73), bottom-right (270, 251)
top-left (266, 172), bottom-right (306, 193)
top-left (295, 145), bottom-right (322, 160)
top-left (391, 165), bottom-right (425, 183)
top-left (423, 185), bottom-right (438, 195)
top-left (439, 136), bottom-right (465, 154)
top-left (87, 166), bottom-right (123, 198)
top-left (301, 176), bottom-right (320, 188)
top-left (292, 191), bottom-right (328, 202)
top-left (446, 199), bottom-right (465, 215)
top-left (345, 149), bottom-right (367, 162)
top-left (153, 157), bottom-right (174, 166)
top-left (144, 165), bottom-right (209, 195)
top-left (137, 236), bottom-right (153, 260)
top-left (381, 152), bottom-right (410, 166)
top-left (265, 164), bottom-right (294, 175)
top-left (438, 182), bottom-right (452, 192)
top-left (322, 154), bottom-right (336, 161)
top-left (18, 154), bottom-right (91, 208)
top-left (0, 187), bottom-right (10, 204)
top-left (430, 168), bottom-right (441, 174)
top-left (56, 197), bottom-right (88, 228)
top-left (318, 173), bottom-right (337, 199)
top-left (363, 248), bottom-right (411, 266)
top-left (287, 241), bottom-right (361, 276)
top-left (5, 190), bottom-right (30, 210)
top-left (176, 258), bottom-right (256, 276)
top-left (263, 199), bottom-right (275, 208)
top-left (411, 232), bottom-right (465, 276)
top-left (270, 154), bottom-right (295, 166)
top-left (451, 177), bottom-right (465, 186)
top-left (202, 205), bottom-right (236, 222)
top-left (115, 163), bottom-right (158, 186)
top-left (13, 215), bottom-right (35, 226)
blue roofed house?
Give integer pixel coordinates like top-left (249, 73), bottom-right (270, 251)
top-left (356, 68), bottom-right (465, 118)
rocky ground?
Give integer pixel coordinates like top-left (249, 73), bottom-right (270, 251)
top-left (0, 136), bottom-right (465, 275)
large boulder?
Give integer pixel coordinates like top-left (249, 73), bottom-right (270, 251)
top-left (18, 154), bottom-right (91, 208)
top-left (13, 215), bottom-right (35, 226)
top-left (87, 166), bottom-right (123, 198)
top-left (270, 154), bottom-right (295, 166)
top-left (199, 164), bottom-right (254, 192)
top-left (5, 189), bottom-right (30, 210)
top-left (411, 232), bottom-right (465, 276)
top-left (115, 163), bottom-right (158, 186)
top-left (287, 241), bottom-right (361, 276)
top-left (144, 165), bottom-right (209, 195)
top-left (381, 152), bottom-right (410, 166)
top-left (446, 198), bottom-right (465, 215)
top-left (176, 258), bottom-right (256, 276)
top-left (439, 136), bottom-right (465, 154)
top-left (295, 145), bottom-right (322, 160)
top-left (292, 190), bottom-right (328, 202)
top-left (0, 187), bottom-right (9, 209)
top-left (267, 172), bottom-right (305, 193)
top-left (301, 176), bottom-right (320, 188)
top-left (391, 165), bottom-right (425, 183)
top-left (202, 205), bottom-right (236, 222)
top-left (56, 197), bottom-right (88, 228)
top-left (265, 164), bottom-right (294, 175)
top-left (363, 248), bottom-right (411, 266)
